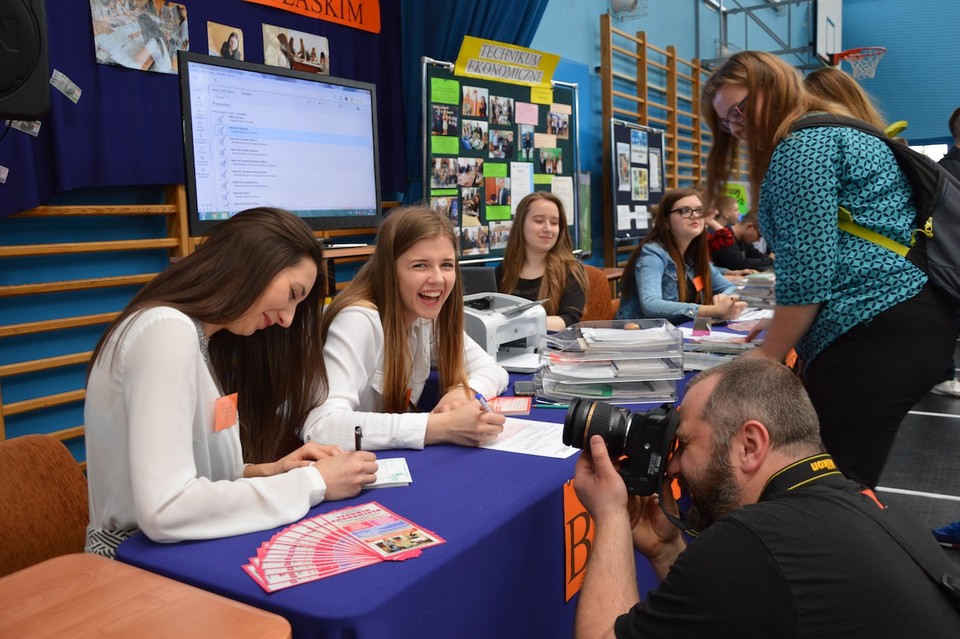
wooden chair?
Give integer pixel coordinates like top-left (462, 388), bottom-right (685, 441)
top-left (0, 435), bottom-right (88, 576)
top-left (581, 264), bottom-right (616, 321)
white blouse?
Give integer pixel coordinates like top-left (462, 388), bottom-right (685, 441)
top-left (84, 307), bottom-right (326, 556)
top-left (301, 306), bottom-right (508, 450)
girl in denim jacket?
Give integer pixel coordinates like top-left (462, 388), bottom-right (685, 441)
top-left (617, 188), bottom-right (745, 324)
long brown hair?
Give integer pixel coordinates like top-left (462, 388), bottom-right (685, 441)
top-left (321, 207), bottom-right (469, 412)
top-left (620, 188), bottom-right (716, 307)
top-left (702, 51), bottom-right (847, 209)
top-left (88, 208), bottom-right (328, 463)
top-left (498, 191), bottom-right (587, 315)
top-left (803, 67), bottom-right (886, 130)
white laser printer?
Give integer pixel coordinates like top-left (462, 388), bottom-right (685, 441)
top-left (463, 292), bottom-right (547, 373)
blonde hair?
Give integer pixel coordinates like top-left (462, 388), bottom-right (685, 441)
top-left (498, 191), bottom-right (587, 316)
top-left (321, 207), bottom-right (469, 412)
top-left (804, 67), bottom-right (886, 130)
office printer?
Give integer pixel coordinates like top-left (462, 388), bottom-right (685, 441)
top-left (463, 292), bottom-right (547, 372)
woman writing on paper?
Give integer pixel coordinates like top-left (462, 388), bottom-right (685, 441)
top-left (617, 187), bottom-right (746, 324)
top-left (702, 51), bottom-right (956, 487)
top-left (302, 207), bottom-right (507, 451)
top-left (496, 192), bottom-right (587, 331)
top-left (84, 208), bottom-right (377, 559)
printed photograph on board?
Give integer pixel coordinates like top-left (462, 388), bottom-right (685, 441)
top-left (90, 0), bottom-right (189, 74)
top-left (431, 105), bottom-right (460, 138)
top-left (461, 86), bottom-right (489, 118)
top-left (208, 22), bottom-right (243, 60)
top-left (488, 129), bottom-right (515, 159)
top-left (547, 111), bottom-right (569, 139)
top-left (489, 95), bottom-right (515, 126)
top-left (461, 120), bottom-right (488, 152)
top-left (262, 24), bottom-right (329, 74)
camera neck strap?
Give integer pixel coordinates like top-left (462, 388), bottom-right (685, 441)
top-left (656, 453), bottom-right (841, 538)
top-left (758, 453), bottom-right (842, 502)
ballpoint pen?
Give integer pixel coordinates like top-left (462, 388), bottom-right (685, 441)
top-left (354, 425), bottom-right (363, 451)
top-left (534, 402), bottom-right (569, 409)
top-left (475, 392), bottom-right (495, 413)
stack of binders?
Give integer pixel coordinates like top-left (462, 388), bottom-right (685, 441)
top-left (533, 319), bottom-right (683, 403)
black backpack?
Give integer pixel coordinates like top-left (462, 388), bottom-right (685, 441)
top-left (789, 114), bottom-right (960, 309)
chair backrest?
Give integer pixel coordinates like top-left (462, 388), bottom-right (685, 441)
top-left (460, 266), bottom-right (499, 295)
top-left (581, 264), bottom-right (615, 321)
top-left (0, 435), bottom-right (88, 576)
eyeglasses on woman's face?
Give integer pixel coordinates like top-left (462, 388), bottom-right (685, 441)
top-left (669, 206), bottom-right (706, 219)
top-left (718, 96), bottom-right (748, 133)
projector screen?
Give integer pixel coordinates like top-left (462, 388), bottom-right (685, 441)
top-left (178, 51), bottom-right (381, 235)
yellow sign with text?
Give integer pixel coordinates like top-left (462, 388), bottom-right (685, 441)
top-left (241, 0), bottom-right (380, 34)
top-left (454, 36), bottom-right (559, 88)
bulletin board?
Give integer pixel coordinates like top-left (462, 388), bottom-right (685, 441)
top-left (422, 58), bottom-right (581, 262)
top-left (609, 119), bottom-right (666, 244)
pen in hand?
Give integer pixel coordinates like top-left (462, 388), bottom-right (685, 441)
top-left (475, 392), bottom-right (496, 414)
top-left (354, 425), bottom-right (363, 451)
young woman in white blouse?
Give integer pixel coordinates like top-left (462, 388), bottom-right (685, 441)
top-left (302, 207), bottom-right (508, 451)
top-left (84, 208), bottom-right (377, 558)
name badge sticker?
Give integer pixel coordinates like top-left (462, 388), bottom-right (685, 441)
top-left (214, 393), bottom-right (239, 432)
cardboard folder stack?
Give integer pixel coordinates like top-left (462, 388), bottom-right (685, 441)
top-left (533, 319), bottom-right (683, 403)
top-left (679, 326), bottom-right (760, 371)
top-left (733, 272), bottom-right (776, 308)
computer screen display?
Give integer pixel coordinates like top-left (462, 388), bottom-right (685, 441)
top-left (178, 52), bottom-right (381, 235)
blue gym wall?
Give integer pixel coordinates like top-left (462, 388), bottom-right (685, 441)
top-left (5, 0), bottom-right (958, 452)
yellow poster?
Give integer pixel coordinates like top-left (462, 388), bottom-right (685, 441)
top-left (454, 36), bottom-right (559, 88)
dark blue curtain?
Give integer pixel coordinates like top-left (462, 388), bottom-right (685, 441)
top-left (0, 0), bottom-right (405, 217)
top-left (399, 0), bottom-right (549, 205)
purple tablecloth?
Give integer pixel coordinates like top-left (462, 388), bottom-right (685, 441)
top-left (117, 374), bottom-right (686, 638)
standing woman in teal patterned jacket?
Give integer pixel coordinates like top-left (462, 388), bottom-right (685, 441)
top-left (702, 51), bottom-right (957, 488)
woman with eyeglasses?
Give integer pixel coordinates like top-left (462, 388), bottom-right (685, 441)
top-left (616, 187), bottom-right (747, 324)
top-left (702, 51), bottom-right (956, 489)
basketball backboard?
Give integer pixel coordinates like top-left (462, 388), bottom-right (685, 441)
top-left (815, 0), bottom-right (843, 65)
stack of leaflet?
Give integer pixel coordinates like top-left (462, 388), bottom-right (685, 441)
top-left (733, 272), bottom-right (776, 308)
top-left (533, 319), bottom-right (683, 403)
top-left (679, 326), bottom-right (761, 371)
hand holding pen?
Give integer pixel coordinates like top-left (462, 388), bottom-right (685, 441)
top-left (475, 392), bottom-right (495, 414)
top-left (423, 390), bottom-right (506, 447)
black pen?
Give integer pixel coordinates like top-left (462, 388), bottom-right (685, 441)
top-left (354, 425), bottom-right (363, 451)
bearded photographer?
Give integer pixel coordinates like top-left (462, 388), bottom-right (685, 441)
top-left (573, 358), bottom-right (960, 638)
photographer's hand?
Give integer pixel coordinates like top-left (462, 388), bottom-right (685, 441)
top-left (572, 436), bottom-right (639, 639)
top-left (574, 435), bottom-right (629, 520)
top-left (628, 490), bottom-right (685, 581)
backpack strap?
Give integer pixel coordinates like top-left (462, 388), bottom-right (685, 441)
top-left (838, 206), bottom-right (909, 257)
top-left (790, 115), bottom-right (916, 255)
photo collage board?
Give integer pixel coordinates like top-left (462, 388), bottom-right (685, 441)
top-left (423, 62), bottom-right (580, 260)
top-left (610, 119), bottom-right (666, 241)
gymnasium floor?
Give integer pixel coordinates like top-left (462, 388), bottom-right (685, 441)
top-left (876, 342), bottom-right (960, 572)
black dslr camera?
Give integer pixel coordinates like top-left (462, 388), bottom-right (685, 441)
top-left (563, 399), bottom-right (679, 496)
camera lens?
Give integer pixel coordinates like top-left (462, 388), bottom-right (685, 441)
top-left (563, 398), bottom-right (632, 460)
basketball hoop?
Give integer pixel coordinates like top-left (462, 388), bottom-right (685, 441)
top-left (832, 47), bottom-right (886, 80)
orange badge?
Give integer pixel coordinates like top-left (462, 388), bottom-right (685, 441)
top-left (214, 393), bottom-right (239, 432)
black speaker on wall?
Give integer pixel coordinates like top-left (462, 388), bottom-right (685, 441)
top-left (0, 0), bottom-right (49, 120)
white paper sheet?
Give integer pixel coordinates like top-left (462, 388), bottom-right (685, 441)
top-left (482, 417), bottom-right (579, 458)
